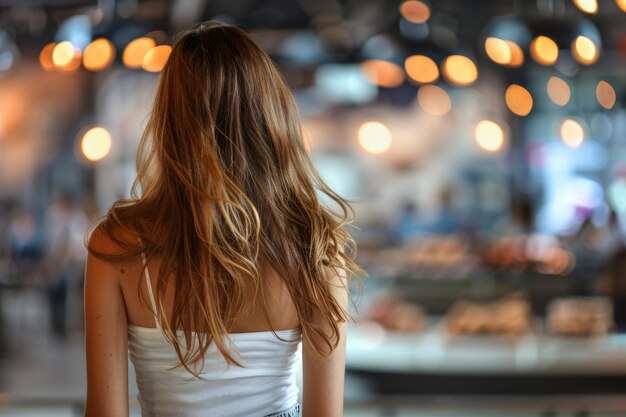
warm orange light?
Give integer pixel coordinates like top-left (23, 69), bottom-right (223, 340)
top-left (142, 45), bottom-right (172, 72)
top-left (530, 36), bottom-right (559, 66)
top-left (484, 38), bottom-right (525, 68)
top-left (560, 119), bottom-right (584, 148)
top-left (404, 55), bottom-right (439, 84)
top-left (361, 59), bottom-right (405, 88)
top-left (83, 38), bottom-right (115, 71)
top-left (507, 41), bottom-right (524, 67)
top-left (61, 48), bottom-right (82, 72)
top-left (617, 0), bottom-right (626, 12)
top-left (441, 55), bottom-right (477, 86)
top-left (571, 36), bottom-right (599, 65)
top-left (596, 81), bottom-right (616, 109)
top-left (573, 0), bottom-right (598, 14)
top-left (39, 43), bottom-right (56, 71)
top-left (52, 41), bottom-right (76, 67)
top-left (417, 85), bottom-right (451, 116)
top-left (485, 37), bottom-right (511, 65)
top-left (399, 1), bottom-right (430, 23)
top-left (81, 127), bottom-right (112, 161)
top-left (123, 37), bottom-right (156, 69)
top-left (475, 120), bottom-right (505, 152)
top-left (358, 121), bottom-right (392, 154)
top-left (505, 84), bottom-right (533, 116)
top-left (547, 76), bottom-right (571, 106)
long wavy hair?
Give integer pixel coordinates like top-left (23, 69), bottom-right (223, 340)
top-left (87, 21), bottom-right (364, 377)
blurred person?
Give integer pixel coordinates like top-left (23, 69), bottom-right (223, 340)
top-left (390, 200), bottom-right (423, 244)
top-left (43, 192), bottom-right (88, 337)
top-left (426, 188), bottom-right (461, 234)
top-left (84, 21), bottom-right (364, 417)
top-left (6, 206), bottom-right (41, 283)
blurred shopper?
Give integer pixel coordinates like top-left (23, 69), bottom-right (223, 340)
top-left (43, 192), bottom-right (88, 337)
top-left (427, 188), bottom-right (461, 234)
top-left (6, 206), bottom-right (41, 284)
top-left (391, 200), bottom-right (423, 244)
top-left (84, 21), bottom-right (364, 417)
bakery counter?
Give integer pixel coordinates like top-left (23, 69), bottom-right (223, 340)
top-left (346, 321), bottom-right (626, 395)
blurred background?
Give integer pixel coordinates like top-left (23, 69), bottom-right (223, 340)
top-left (1, 0), bottom-right (626, 416)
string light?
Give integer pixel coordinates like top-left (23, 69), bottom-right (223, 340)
top-left (81, 127), bottom-right (112, 161)
top-left (505, 84), bottom-right (533, 116)
top-left (39, 43), bottom-right (56, 71)
top-left (484, 38), bottom-right (524, 68)
top-left (399, 1), bottom-right (430, 24)
top-left (361, 59), bottom-right (405, 88)
top-left (142, 45), bottom-right (172, 72)
top-left (596, 81), bottom-right (616, 109)
top-left (547, 76), bottom-right (571, 106)
top-left (530, 36), bottom-right (559, 66)
top-left (123, 37), bottom-right (156, 69)
top-left (61, 48), bottom-right (82, 72)
top-left (571, 35), bottom-right (599, 65)
top-left (52, 41), bottom-right (76, 67)
top-left (572, 0), bottom-right (598, 14)
top-left (560, 118), bottom-right (585, 148)
top-left (358, 121), bottom-right (392, 154)
top-left (83, 38), bottom-right (115, 71)
top-left (442, 55), bottom-right (478, 86)
top-left (404, 55), bottom-right (439, 84)
top-left (475, 120), bottom-right (505, 152)
top-left (417, 85), bottom-right (451, 116)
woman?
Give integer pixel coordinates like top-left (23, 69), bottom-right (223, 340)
top-left (83, 21), bottom-right (363, 417)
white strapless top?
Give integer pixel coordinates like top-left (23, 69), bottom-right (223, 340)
top-left (128, 254), bottom-right (302, 417)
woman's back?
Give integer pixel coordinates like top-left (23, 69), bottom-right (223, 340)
top-left (124, 249), bottom-right (302, 417)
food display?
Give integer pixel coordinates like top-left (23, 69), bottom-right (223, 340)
top-left (364, 295), bottom-right (425, 333)
top-left (445, 293), bottom-right (531, 337)
top-left (363, 235), bottom-right (479, 280)
top-left (547, 297), bottom-right (613, 337)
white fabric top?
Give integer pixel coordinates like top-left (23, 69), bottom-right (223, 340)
top-left (127, 254), bottom-right (302, 417)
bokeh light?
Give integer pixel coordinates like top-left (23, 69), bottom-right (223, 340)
top-left (417, 85), bottom-right (451, 116)
top-left (361, 59), bottom-right (405, 88)
top-left (122, 37), bottom-right (156, 69)
top-left (560, 118), bottom-right (585, 148)
top-left (547, 76), bottom-right (571, 106)
top-left (596, 81), bottom-right (616, 109)
top-left (505, 84), bottom-right (533, 116)
top-left (442, 55), bottom-right (478, 86)
top-left (142, 45), bottom-right (172, 72)
top-left (404, 55), bottom-right (439, 84)
top-left (80, 127), bottom-right (112, 161)
top-left (573, 0), bottom-right (598, 13)
top-left (618, 0), bottom-right (626, 12)
top-left (52, 41), bottom-right (76, 67)
top-left (358, 121), bottom-right (392, 154)
top-left (83, 38), bottom-right (115, 71)
top-left (530, 36), bottom-right (559, 66)
top-left (485, 37), bottom-right (510, 65)
top-left (39, 43), bottom-right (56, 71)
top-left (61, 48), bottom-right (82, 72)
top-left (399, 1), bottom-right (430, 24)
top-left (571, 35), bottom-right (599, 65)
top-left (484, 37), bottom-right (524, 68)
top-left (475, 120), bottom-right (505, 152)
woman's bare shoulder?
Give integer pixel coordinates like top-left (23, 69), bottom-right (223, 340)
top-left (87, 220), bottom-right (140, 252)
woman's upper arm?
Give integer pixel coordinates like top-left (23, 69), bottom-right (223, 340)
top-left (301, 269), bottom-right (349, 417)
top-left (84, 228), bottom-right (129, 417)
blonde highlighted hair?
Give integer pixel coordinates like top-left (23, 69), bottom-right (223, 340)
top-left (88, 21), bottom-right (364, 377)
